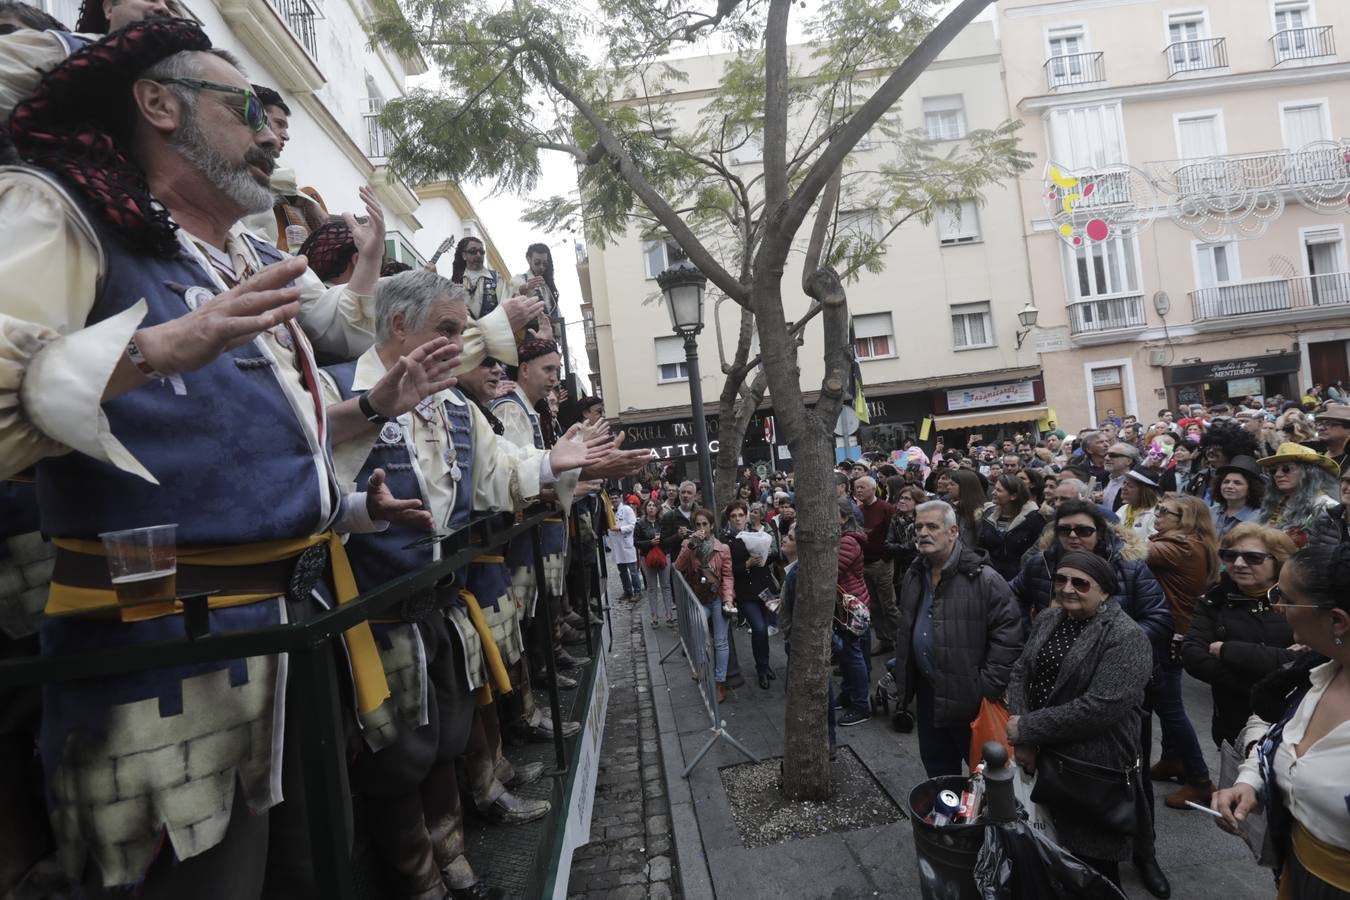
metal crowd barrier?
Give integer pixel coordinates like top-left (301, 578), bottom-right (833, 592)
top-left (659, 570), bottom-right (758, 777)
top-left (0, 504), bottom-right (608, 900)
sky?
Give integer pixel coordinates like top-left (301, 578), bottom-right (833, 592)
top-left (461, 0), bottom-right (988, 389)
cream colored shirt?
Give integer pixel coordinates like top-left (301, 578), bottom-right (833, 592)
top-left (0, 29), bottom-right (82, 119)
top-left (493, 386), bottom-right (579, 511)
top-left (319, 346), bottom-right (555, 529)
top-left (1236, 662), bottom-right (1350, 851)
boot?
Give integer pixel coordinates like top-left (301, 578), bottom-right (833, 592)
top-left (1165, 780), bottom-right (1216, 810)
top-left (1149, 758), bottom-right (1185, 783)
top-left (1133, 857), bottom-right (1172, 899)
top-left (716, 681), bottom-right (727, 704)
top-left (363, 792), bottom-right (447, 899)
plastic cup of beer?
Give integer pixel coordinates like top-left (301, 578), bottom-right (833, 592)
top-left (99, 524), bottom-right (177, 617)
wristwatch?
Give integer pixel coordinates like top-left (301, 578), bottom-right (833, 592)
top-left (359, 393), bottom-right (391, 424)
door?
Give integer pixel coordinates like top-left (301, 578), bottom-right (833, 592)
top-left (1274, 4), bottom-right (1310, 58)
top-left (1169, 18), bottom-right (1204, 68)
top-left (1309, 341), bottom-right (1350, 389)
top-left (1048, 30), bottom-right (1084, 83)
top-left (1177, 114), bottom-right (1224, 192)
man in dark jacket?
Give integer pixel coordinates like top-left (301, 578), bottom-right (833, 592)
top-left (895, 500), bottom-right (1023, 777)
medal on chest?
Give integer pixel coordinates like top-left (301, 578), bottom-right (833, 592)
top-left (379, 421), bottom-right (403, 444)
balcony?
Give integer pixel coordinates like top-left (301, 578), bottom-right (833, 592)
top-left (1067, 293), bottom-right (1147, 337)
top-left (1189, 273), bottom-right (1350, 322)
top-left (1149, 143), bottom-right (1350, 197)
top-left (1044, 52), bottom-right (1105, 91)
top-left (1272, 26), bottom-right (1335, 65)
top-left (1165, 37), bottom-right (1228, 77)
top-left (272, 0), bottom-right (319, 60)
top-left (364, 114), bottom-right (393, 160)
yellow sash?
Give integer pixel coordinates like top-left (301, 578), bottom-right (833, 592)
top-left (48, 532), bottom-right (391, 714)
top-left (459, 589), bottom-right (513, 704)
top-left (1279, 821), bottom-right (1350, 898)
top-left (474, 554), bottom-right (505, 564)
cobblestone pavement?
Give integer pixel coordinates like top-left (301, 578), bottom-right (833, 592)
top-left (567, 572), bottom-right (680, 900)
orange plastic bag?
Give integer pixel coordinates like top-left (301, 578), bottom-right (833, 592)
top-left (969, 698), bottom-right (1011, 770)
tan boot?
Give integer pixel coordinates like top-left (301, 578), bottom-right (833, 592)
top-left (1149, 758), bottom-right (1185, 783)
top-left (716, 681), bottom-right (728, 704)
top-left (1165, 781), bottom-right (1216, 810)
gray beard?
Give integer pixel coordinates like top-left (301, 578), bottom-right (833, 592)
top-left (173, 109), bottom-right (274, 215)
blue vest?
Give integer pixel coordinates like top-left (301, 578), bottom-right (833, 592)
top-left (34, 204), bottom-right (331, 544)
top-left (329, 363), bottom-right (477, 592)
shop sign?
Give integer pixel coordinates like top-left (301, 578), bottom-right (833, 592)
top-left (945, 381), bottom-right (1036, 411)
top-left (1164, 353), bottom-right (1299, 386)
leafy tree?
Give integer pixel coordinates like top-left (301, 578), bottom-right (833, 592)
top-left (367, 0), bottom-right (1026, 799)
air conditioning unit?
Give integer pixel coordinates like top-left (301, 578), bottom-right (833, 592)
top-left (1148, 349), bottom-right (1168, 367)
top-left (359, 97), bottom-right (385, 116)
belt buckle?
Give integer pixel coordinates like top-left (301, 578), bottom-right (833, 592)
top-left (288, 543), bottom-right (330, 606)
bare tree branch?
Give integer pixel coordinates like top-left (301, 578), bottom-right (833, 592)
top-left (801, 166), bottom-right (842, 296)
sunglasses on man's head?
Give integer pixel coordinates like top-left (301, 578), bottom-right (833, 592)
top-left (1055, 524), bottom-right (1096, 538)
top-left (156, 77), bottom-right (269, 133)
top-left (1219, 548), bottom-right (1274, 566)
top-left (1052, 573), bottom-right (1093, 592)
top-left (1105, 452), bottom-right (1130, 459)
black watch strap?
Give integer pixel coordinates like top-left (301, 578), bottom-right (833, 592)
top-left (359, 393), bottom-right (391, 424)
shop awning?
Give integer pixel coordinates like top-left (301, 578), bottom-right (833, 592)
top-left (932, 406), bottom-right (1049, 430)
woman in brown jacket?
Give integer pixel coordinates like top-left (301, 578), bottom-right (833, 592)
top-left (1145, 493), bottom-right (1219, 809)
top-left (674, 507), bottom-right (736, 702)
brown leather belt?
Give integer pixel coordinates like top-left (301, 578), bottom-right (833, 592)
top-left (52, 546), bottom-right (295, 597)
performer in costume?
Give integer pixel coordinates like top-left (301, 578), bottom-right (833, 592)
top-left (450, 236), bottom-right (504, 320)
top-left (506, 242), bottom-right (560, 339)
top-left (323, 272), bottom-right (606, 899)
top-left (0, 24), bottom-right (454, 894)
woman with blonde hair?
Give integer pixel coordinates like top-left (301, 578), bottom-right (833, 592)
top-left (1145, 493), bottom-right (1219, 809)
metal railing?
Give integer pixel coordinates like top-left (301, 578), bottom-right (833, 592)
top-left (272, 0), bottom-right (320, 59)
top-left (1272, 25), bottom-right (1335, 64)
top-left (0, 506), bottom-right (606, 900)
top-left (364, 113), bottom-right (393, 159)
top-left (1067, 293), bottom-right (1147, 335)
top-left (1044, 51), bottom-right (1105, 90)
top-left (1189, 272), bottom-right (1350, 321)
top-left (1165, 37), bottom-right (1228, 76)
top-left (1150, 143), bottom-right (1350, 196)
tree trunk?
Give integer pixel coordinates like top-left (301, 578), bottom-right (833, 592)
top-left (714, 369), bottom-right (768, 511)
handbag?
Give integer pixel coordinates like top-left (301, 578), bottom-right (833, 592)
top-left (644, 546), bottom-right (668, 570)
top-left (1031, 749), bottom-right (1140, 836)
top-left (832, 586), bottom-right (871, 637)
top-left (967, 698), bottom-right (1011, 771)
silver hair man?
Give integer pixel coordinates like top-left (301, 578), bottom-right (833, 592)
top-left (374, 270), bottom-right (466, 342)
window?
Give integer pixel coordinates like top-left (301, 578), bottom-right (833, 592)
top-left (923, 96), bottom-right (966, 141)
top-left (851, 313), bottom-right (894, 360)
top-left (1062, 234), bottom-right (1140, 298)
top-left (729, 121), bottom-right (763, 164)
top-left (1167, 11), bottom-right (1208, 69)
top-left (1175, 113), bottom-right (1224, 159)
top-left (951, 302), bottom-right (994, 350)
top-left (654, 336), bottom-right (689, 383)
top-left (643, 238), bottom-right (683, 279)
top-left (1281, 101), bottom-right (1329, 148)
top-left (1303, 226), bottom-right (1349, 303)
top-left (1194, 241), bottom-right (1240, 286)
top-left (936, 200), bottom-right (980, 245)
top-left (1274, 0), bottom-right (1311, 53)
top-left (40, 0), bottom-right (80, 27)
top-left (838, 208), bottom-right (881, 243)
top-left (1046, 26), bottom-right (1087, 85)
top-left (1047, 103), bottom-right (1125, 170)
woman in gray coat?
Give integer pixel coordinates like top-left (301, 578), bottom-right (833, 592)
top-left (1007, 550), bottom-right (1154, 886)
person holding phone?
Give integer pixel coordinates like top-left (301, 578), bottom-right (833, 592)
top-left (674, 508), bottom-right (735, 703)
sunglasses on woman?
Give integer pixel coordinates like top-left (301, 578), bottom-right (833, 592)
top-left (1266, 584), bottom-right (1332, 610)
top-left (1273, 464), bottom-right (1299, 475)
top-left (1052, 573), bottom-right (1094, 592)
top-left (1219, 548), bottom-right (1274, 566)
top-left (1054, 524), bottom-right (1096, 538)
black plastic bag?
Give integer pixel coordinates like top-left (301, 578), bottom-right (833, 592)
top-left (973, 818), bottom-right (1126, 900)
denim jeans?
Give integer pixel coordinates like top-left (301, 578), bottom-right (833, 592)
top-left (617, 562), bottom-right (640, 595)
top-left (1145, 658), bottom-right (1209, 783)
top-left (643, 562), bottom-right (672, 620)
top-left (702, 601), bottom-right (729, 682)
top-left (741, 596), bottom-right (773, 675)
top-left (915, 678), bottom-right (971, 777)
top-left (832, 627), bottom-right (871, 713)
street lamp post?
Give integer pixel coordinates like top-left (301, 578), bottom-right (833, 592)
top-left (657, 259), bottom-right (715, 496)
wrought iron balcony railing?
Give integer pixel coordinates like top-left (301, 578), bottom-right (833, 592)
top-left (272, 0), bottom-right (320, 59)
top-left (1149, 143), bottom-right (1350, 197)
top-left (1189, 272), bottom-right (1350, 321)
top-left (1165, 37), bottom-right (1227, 76)
top-left (1044, 51), bottom-right (1106, 90)
top-left (1272, 25), bottom-right (1335, 64)
top-left (1067, 293), bottom-right (1146, 335)
top-left (364, 114), bottom-right (393, 160)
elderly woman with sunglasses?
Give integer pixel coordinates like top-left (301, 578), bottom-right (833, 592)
top-left (1257, 443), bottom-right (1342, 551)
top-left (1145, 494), bottom-right (1220, 810)
top-left (1007, 551), bottom-right (1155, 887)
top-left (1213, 541), bottom-right (1350, 899)
top-left (1180, 524), bottom-right (1298, 751)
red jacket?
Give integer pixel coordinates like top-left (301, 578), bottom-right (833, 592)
top-left (838, 531), bottom-right (871, 606)
top-left (675, 540), bottom-right (735, 605)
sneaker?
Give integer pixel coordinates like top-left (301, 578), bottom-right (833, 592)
top-left (838, 708), bottom-right (872, 727)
